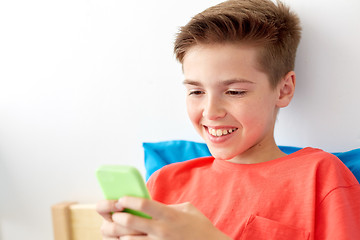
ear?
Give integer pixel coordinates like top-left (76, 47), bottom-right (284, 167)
top-left (276, 71), bottom-right (296, 108)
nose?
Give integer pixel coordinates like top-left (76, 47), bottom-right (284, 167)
top-left (202, 95), bottom-right (226, 120)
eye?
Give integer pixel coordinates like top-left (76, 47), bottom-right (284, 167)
top-left (226, 90), bottom-right (247, 96)
top-left (188, 90), bottom-right (205, 96)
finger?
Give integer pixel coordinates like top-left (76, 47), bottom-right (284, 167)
top-left (97, 200), bottom-right (123, 221)
top-left (101, 219), bottom-right (145, 237)
top-left (112, 212), bottom-right (155, 235)
top-left (120, 236), bottom-right (150, 240)
top-left (118, 196), bottom-right (171, 220)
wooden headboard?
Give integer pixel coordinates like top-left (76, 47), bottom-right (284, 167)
top-left (51, 202), bottom-right (103, 240)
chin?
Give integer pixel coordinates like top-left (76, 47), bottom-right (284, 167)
top-left (208, 148), bottom-right (237, 161)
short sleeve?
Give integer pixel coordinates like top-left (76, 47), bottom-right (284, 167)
top-left (315, 185), bottom-right (360, 239)
top-left (146, 168), bottom-right (161, 198)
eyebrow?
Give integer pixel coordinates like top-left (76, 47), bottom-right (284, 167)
top-left (182, 78), bottom-right (255, 86)
top-left (182, 79), bottom-right (202, 86)
top-left (222, 79), bottom-right (255, 85)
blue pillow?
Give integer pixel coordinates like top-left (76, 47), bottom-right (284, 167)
top-left (143, 140), bottom-right (211, 180)
top-left (143, 140), bottom-right (360, 182)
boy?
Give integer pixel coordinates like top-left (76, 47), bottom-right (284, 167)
top-left (97, 0), bottom-right (360, 239)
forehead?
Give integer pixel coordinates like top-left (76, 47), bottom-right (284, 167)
top-left (182, 43), bottom-right (267, 84)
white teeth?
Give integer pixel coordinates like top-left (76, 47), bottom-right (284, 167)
top-left (208, 127), bottom-right (238, 137)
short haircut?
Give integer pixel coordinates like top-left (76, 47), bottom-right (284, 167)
top-left (174, 0), bottom-right (302, 87)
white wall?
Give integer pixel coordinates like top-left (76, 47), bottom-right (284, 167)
top-left (0, 0), bottom-right (359, 239)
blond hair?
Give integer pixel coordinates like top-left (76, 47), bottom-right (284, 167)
top-left (174, 0), bottom-right (302, 87)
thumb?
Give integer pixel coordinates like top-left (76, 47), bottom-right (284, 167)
top-left (168, 202), bottom-right (198, 214)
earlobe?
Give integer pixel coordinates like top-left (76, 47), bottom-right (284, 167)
top-left (276, 71), bottom-right (296, 108)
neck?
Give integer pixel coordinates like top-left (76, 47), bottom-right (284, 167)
top-left (227, 138), bottom-right (286, 164)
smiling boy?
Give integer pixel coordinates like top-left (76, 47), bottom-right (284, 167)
top-left (183, 44), bottom-right (291, 164)
top-left (97, 0), bottom-right (360, 239)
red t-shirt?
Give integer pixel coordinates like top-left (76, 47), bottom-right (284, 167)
top-left (147, 148), bottom-right (360, 240)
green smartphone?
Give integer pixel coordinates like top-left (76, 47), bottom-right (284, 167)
top-left (96, 165), bottom-right (151, 219)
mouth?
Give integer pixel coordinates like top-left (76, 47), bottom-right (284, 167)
top-left (206, 126), bottom-right (238, 137)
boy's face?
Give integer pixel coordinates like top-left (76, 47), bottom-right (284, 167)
top-left (183, 44), bottom-right (284, 163)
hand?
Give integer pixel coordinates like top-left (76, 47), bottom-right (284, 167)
top-left (96, 199), bottom-right (145, 239)
top-left (104, 196), bottom-right (232, 240)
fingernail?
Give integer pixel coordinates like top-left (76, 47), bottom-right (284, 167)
top-left (118, 197), bottom-right (126, 204)
top-left (115, 202), bottom-right (122, 210)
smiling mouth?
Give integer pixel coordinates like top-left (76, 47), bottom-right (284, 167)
top-left (207, 127), bottom-right (238, 137)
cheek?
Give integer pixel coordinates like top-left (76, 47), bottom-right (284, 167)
top-left (237, 97), bottom-right (276, 127)
top-left (186, 99), bottom-right (201, 124)
top-left (254, 102), bottom-right (277, 129)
